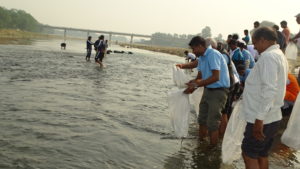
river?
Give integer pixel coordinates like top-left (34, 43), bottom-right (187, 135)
top-left (0, 39), bottom-right (299, 169)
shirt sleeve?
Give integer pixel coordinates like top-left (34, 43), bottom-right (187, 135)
top-left (208, 53), bottom-right (221, 71)
top-left (256, 55), bottom-right (279, 121)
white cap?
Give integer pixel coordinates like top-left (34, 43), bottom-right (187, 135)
top-left (295, 13), bottom-right (300, 18)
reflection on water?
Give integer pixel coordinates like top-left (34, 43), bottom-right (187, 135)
top-left (0, 39), bottom-right (299, 169)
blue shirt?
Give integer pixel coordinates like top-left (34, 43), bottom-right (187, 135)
top-left (222, 53), bottom-right (240, 84)
top-left (242, 49), bottom-right (255, 69)
top-left (239, 69), bottom-right (251, 83)
top-left (231, 48), bottom-right (245, 65)
top-left (243, 35), bottom-right (250, 44)
top-left (197, 47), bottom-right (230, 88)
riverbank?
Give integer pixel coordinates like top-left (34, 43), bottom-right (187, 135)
top-left (119, 43), bottom-right (189, 57)
top-left (0, 29), bottom-right (58, 39)
top-left (0, 29), bottom-right (86, 45)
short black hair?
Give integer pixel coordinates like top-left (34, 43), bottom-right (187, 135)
top-left (273, 25), bottom-right (280, 31)
top-left (232, 34), bottom-right (239, 40)
top-left (237, 41), bottom-right (246, 48)
top-left (237, 64), bottom-right (246, 71)
top-left (99, 35), bottom-right (104, 39)
top-left (252, 27), bottom-right (278, 41)
top-left (280, 20), bottom-right (287, 26)
top-left (244, 29), bottom-right (249, 34)
top-left (228, 39), bottom-right (237, 46)
top-left (254, 21), bottom-right (260, 26)
top-left (184, 50), bottom-right (188, 54)
top-left (189, 36), bottom-right (206, 47)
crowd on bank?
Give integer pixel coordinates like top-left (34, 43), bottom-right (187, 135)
top-left (178, 14), bottom-right (300, 169)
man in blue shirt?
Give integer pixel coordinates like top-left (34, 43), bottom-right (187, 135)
top-left (184, 36), bottom-right (230, 146)
top-left (229, 39), bottom-right (245, 67)
top-left (86, 36), bottom-right (94, 61)
top-left (238, 41), bottom-right (255, 69)
top-left (242, 29), bottom-right (250, 45)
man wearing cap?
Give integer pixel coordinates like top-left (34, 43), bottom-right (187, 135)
top-left (290, 13), bottom-right (300, 42)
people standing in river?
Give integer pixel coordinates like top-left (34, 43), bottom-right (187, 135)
top-left (184, 36), bottom-right (230, 146)
top-left (86, 36), bottom-right (94, 61)
top-left (94, 35), bottom-right (106, 66)
top-left (239, 27), bottom-right (288, 169)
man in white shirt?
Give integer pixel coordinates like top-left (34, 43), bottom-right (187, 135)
top-left (184, 50), bottom-right (196, 62)
top-left (239, 27), bottom-right (288, 169)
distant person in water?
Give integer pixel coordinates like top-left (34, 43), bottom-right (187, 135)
top-left (86, 36), bottom-right (93, 61)
top-left (184, 50), bottom-right (196, 62)
top-left (94, 35), bottom-right (106, 66)
top-left (61, 42), bottom-right (66, 50)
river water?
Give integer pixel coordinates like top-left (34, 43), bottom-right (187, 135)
top-left (0, 39), bottom-right (299, 169)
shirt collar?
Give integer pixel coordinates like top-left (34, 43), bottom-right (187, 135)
top-left (261, 44), bottom-right (280, 55)
top-left (203, 46), bottom-right (212, 57)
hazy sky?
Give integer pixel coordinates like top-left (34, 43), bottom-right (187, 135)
top-left (1, 0), bottom-right (300, 38)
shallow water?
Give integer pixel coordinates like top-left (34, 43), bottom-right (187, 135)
top-left (0, 39), bottom-right (299, 169)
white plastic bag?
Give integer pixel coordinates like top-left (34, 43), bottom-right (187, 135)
top-left (172, 65), bottom-right (190, 88)
top-left (281, 95), bottom-right (300, 149)
top-left (167, 88), bottom-right (191, 138)
top-left (285, 43), bottom-right (298, 60)
top-left (189, 87), bottom-right (203, 116)
top-left (222, 101), bottom-right (247, 164)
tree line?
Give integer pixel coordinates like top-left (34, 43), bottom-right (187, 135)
top-left (140, 26), bottom-right (224, 48)
top-left (0, 6), bottom-right (42, 32)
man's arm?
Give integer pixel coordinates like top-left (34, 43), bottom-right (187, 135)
top-left (183, 71), bottom-right (202, 94)
top-left (176, 60), bottom-right (198, 69)
top-left (194, 70), bottom-right (219, 87)
top-left (291, 31), bottom-right (300, 41)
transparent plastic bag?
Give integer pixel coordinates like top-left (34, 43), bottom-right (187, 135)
top-left (172, 65), bottom-right (190, 88)
top-left (285, 43), bottom-right (298, 60)
top-left (189, 87), bottom-right (203, 116)
top-left (222, 101), bottom-right (246, 164)
top-left (281, 95), bottom-right (300, 149)
top-left (167, 88), bottom-right (191, 138)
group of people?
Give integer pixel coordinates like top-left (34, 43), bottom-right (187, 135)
top-left (177, 13), bottom-right (300, 169)
top-left (86, 35), bottom-right (109, 66)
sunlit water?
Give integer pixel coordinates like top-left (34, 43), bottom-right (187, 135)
top-left (0, 39), bottom-right (299, 169)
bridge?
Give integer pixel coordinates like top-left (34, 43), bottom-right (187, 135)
top-left (42, 25), bottom-right (152, 44)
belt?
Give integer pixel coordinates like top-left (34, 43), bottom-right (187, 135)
top-left (204, 87), bottom-right (229, 91)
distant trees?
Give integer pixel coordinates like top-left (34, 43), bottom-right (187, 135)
top-left (200, 26), bottom-right (212, 39)
top-left (142, 26), bottom-right (224, 48)
top-left (0, 6), bottom-right (41, 32)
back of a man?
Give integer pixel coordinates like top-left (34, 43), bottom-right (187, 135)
top-left (239, 27), bottom-right (288, 169)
